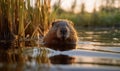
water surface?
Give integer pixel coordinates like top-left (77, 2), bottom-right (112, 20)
top-left (0, 28), bottom-right (120, 71)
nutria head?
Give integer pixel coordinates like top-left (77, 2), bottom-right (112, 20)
top-left (43, 19), bottom-right (78, 51)
top-left (52, 20), bottom-right (72, 40)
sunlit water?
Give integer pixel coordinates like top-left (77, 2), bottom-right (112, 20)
top-left (0, 28), bottom-right (120, 71)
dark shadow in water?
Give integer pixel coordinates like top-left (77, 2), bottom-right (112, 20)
top-left (44, 44), bottom-right (77, 51)
top-left (0, 41), bottom-right (17, 50)
top-left (50, 55), bottom-right (75, 64)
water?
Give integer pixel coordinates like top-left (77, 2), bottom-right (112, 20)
top-left (0, 28), bottom-right (120, 71)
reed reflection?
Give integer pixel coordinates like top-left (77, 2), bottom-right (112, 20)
top-left (0, 48), bottom-right (50, 71)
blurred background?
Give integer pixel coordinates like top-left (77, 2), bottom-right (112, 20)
top-left (51, 0), bottom-right (120, 28)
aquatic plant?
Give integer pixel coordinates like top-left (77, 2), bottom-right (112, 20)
top-left (0, 0), bottom-right (53, 47)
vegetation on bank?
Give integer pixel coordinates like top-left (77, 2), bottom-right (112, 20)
top-left (57, 11), bottom-right (120, 27)
top-left (54, 0), bottom-right (120, 28)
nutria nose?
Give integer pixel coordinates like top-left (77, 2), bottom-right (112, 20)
top-left (60, 29), bottom-right (67, 35)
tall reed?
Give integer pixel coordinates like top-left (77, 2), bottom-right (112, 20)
top-left (0, 0), bottom-right (15, 41)
top-left (0, 0), bottom-right (52, 45)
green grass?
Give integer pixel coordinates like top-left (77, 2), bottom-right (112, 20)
top-left (55, 10), bottom-right (120, 28)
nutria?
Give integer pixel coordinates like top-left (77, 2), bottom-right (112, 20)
top-left (43, 19), bottom-right (78, 50)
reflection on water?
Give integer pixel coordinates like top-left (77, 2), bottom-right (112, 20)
top-left (0, 28), bottom-right (120, 71)
top-left (0, 47), bottom-right (51, 71)
top-left (0, 47), bottom-right (120, 71)
top-left (0, 52), bottom-right (25, 63)
top-left (78, 28), bottom-right (120, 46)
top-left (50, 55), bottom-right (75, 64)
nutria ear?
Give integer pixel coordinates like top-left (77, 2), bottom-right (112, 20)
top-left (52, 21), bottom-right (57, 26)
top-left (68, 21), bottom-right (74, 26)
